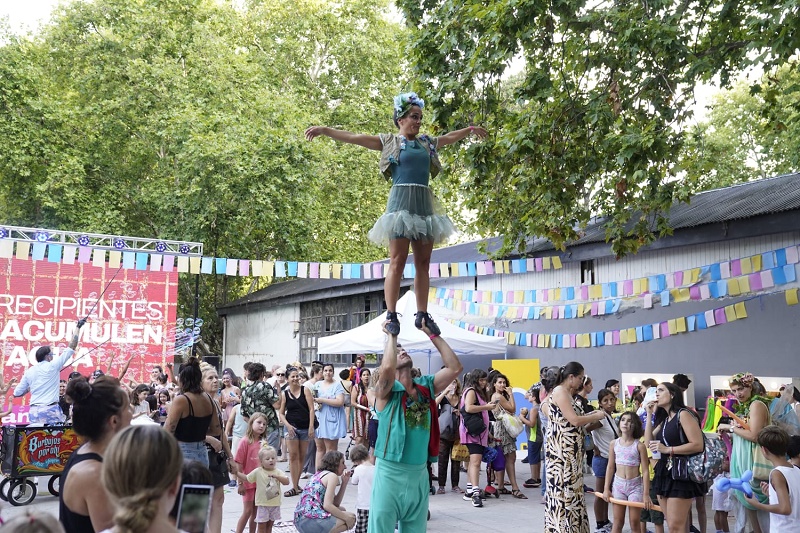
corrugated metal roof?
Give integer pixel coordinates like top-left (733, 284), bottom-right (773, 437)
top-left (220, 173), bottom-right (800, 311)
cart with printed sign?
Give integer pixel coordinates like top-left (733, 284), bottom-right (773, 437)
top-left (0, 424), bottom-right (81, 506)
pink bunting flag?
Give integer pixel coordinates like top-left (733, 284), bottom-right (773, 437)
top-left (761, 270), bottom-right (774, 288)
top-left (612, 330), bottom-right (620, 345)
top-left (730, 259), bottom-right (742, 277)
top-left (787, 246), bottom-right (799, 264)
top-left (590, 302), bottom-right (599, 315)
top-left (689, 286), bottom-right (701, 300)
top-left (749, 273), bottom-right (762, 291)
top-left (623, 280), bottom-right (633, 295)
top-left (309, 263), bottom-right (320, 278)
top-left (570, 334), bottom-right (577, 348)
top-left (542, 289), bottom-right (549, 302)
top-left (372, 263), bottom-right (383, 278)
top-left (660, 322), bottom-right (670, 337)
top-left (714, 307), bottom-right (727, 325)
top-left (580, 285), bottom-right (589, 300)
top-left (675, 271), bottom-right (684, 286)
top-left (534, 258), bottom-right (543, 271)
top-left (484, 261), bottom-right (494, 275)
top-left (163, 255), bottom-right (175, 272)
top-left (239, 260), bottom-right (250, 277)
top-left (78, 247), bottom-right (92, 263)
top-left (552, 306), bottom-right (560, 319)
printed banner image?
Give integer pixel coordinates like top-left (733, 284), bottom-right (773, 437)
top-left (0, 258), bottom-right (178, 424)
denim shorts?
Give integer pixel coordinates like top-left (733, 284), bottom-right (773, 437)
top-left (294, 514), bottom-right (338, 533)
top-left (287, 429), bottom-right (310, 441)
top-left (527, 439), bottom-right (542, 465)
top-left (592, 455), bottom-right (609, 478)
top-left (178, 441), bottom-right (209, 467)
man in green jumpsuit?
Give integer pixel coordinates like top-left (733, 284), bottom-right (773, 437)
top-left (368, 320), bottom-right (464, 532)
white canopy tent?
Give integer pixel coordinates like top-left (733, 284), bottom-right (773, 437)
top-left (317, 292), bottom-right (507, 365)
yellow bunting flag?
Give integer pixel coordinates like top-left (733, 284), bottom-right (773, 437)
top-left (553, 288), bottom-right (561, 301)
top-left (724, 305), bottom-right (737, 322)
top-left (734, 301), bottom-right (748, 319)
top-left (108, 251), bottom-right (122, 269)
top-left (633, 278), bottom-right (642, 295)
top-left (543, 257), bottom-right (551, 269)
top-left (544, 307), bottom-right (552, 320)
top-left (668, 319), bottom-right (677, 335)
top-left (503, 260), bottom-right (512, 273)
top-left (514, 291), bottom-right (524, 304)
top-left (579, 334), bottom-right (591, 348)
top-left (15, 241), bottom-right (30, 260)
top-left (552, 256), bottom-right (562, 269)
top-left (589, 284), bottom-right (603, 299)
top-left (508, 332), bottom-right (516, 345)
top-left (727, 279), bottom-right (741, 296)
top-left (332, 264), bottom-right (342, 279)
top-left (537, 335), bottom-right (546, 348)
top-left (787, 289), bottom-right (799, 306)
top-left (263, 262), bottom-right (274, 278)
top-left (738, 276), bottom-right (750, 293)
top-left (741, 257), bottom-right (752, 275)
top-left (676, 317), bottom-right (687, 333)
top-left (189, 257), bottom-right (201, 274)
top-left (440, 264), bottom-right (449, 277)
top-left (450, 263), bottom-right (459, 277)
top-left (620, 329), bottom-right (628, 344)
top-left (751, 254), bottom-right (762, 272)
top-left (494, 261), bottom-right (504, 274)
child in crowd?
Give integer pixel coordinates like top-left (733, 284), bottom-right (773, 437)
top-left (745, 426), bottom-right (800, 531)
top-left (788, 435), bottom-right (800, 468)
top-left (234, 412), bottom-right (269, 533)
top-left (712, 457), bottom-right (732, 533)
top-left (349, 444), bottom-right (374, 533)
top-left (603, 411), bottom-right (651, 533)
top-left (129, 383), bottom-right (151, 419)
top-left (237, 446), bottom-right (289, 533)
top-left (639, 446), bottom-right (664, 533)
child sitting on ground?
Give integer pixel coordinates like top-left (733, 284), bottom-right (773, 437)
top-left (348, 444), bottom-right (374, 533)
top-left (711, 456), bottom-right (732, 533)
top-left (744, 426), bottom-right (800, 531)
top-left (237, 446), bottom-right (289, 533)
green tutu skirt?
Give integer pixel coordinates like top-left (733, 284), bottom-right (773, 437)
top-left (367, 183), bottom-right (456, 246)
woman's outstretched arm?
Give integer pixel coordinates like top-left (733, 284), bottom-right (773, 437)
top-left (305, 126), bottom-right (382, 150)
top-left (436, 126), bottom-right (488, 147)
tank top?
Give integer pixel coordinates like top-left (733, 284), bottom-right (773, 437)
top-left (59, 450), bottom-right (103, 533)
top-left (614, 439), bottom-right (641, 467)
top-left (769, 465), bottom-right (800, 531)
top-left (391, 138), bottom-right (431, 186)
top-left (659, 412), bottom-right (686, 453)
top-left (284, 387), bottom-right (312, 428)
top-left (173, 393), bottom-right (213, 442)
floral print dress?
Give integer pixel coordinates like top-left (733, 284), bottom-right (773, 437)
top-left (544, 395), bottom-right (588, 533)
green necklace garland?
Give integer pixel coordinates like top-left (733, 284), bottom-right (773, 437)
top-left (734, 394), bottom-right (772, 416)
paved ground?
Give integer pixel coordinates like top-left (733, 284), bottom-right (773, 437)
top-left (1, 440), bottom-right (730, 532)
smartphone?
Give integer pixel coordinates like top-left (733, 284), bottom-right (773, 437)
top-left (176, 484), bottom-right (213, 533)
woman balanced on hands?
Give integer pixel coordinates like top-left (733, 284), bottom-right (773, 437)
top-left (305, 93), bottom-right (488, 335)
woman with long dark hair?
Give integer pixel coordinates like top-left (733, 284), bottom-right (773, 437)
top-left (164, 357), bottom-right (223, 467)
top-left (59, 376), bottom-right (131, 533)
top-left (279, 366), bottom-right (317, 497)
top-left (543, 362), bottom-right (606, 532)
top-left (460, 369), bottom-right (497, 508)
top-left (305, 94), bottom-right (487, 337)
top-left (644, 382), bottom-right (705, 533)
top-left (351, 368), bottom-right (371, 447)
top-left (490, 373), bottom-right (526, 499)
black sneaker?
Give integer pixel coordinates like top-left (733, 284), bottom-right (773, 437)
top-left (385, 311), bottom-right (401, 335)
top-left (414, 312), bottom-right (441, 336)
top-left (471, 493), bottom-right (483, 507)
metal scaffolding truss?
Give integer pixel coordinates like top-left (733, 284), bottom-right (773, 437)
top-left (0, 225), bottom-right (203, 256)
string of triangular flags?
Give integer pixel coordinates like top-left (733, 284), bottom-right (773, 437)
top-left (0, 239), bottom-right (563, 280)
top-left (444, 289), bottom-right (799, 348)
top-left (430, 246), bottom-right (800, 320)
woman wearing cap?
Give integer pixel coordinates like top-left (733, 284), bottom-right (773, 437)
top-left (306, 94), bottom-right (488, 336)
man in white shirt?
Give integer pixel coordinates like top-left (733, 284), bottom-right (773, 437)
top-left (14, 319), bottom-right (85, 424)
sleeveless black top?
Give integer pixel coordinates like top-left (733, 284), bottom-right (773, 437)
top-left (284, 387), bottom-right (312, 428)
top-left (174, 393), bottom-right (213, 442)
top-left (59, 449), bottom-right (103, 533)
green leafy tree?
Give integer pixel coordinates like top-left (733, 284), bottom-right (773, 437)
top-left (396, 0), bottom-right (800, 256)
top-left (0, 0), bottom-right (403, 352)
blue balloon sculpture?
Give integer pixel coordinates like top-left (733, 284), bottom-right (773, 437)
top-left (714, 469), bottom-right (754, 498)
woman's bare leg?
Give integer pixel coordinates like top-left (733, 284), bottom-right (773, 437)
top-left (410, 239), bottom-right (434, 313)
top-left (386, 238), bottom-right (410, 312)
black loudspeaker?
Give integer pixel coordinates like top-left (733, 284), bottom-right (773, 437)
top-left (203, 355), bottom-right (220, 372)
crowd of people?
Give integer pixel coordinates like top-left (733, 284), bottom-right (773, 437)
top-left (3, 319), bottom-right (800, 533)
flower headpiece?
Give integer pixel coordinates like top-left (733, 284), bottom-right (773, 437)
top-left (729, 372), bottom-right (755, 387)
top-left (393, 92), bottom-right (425, 119)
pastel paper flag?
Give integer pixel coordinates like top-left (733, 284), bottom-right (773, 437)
top-left (226, 259), bottom-right (238, 276)
top-left (150, 254), bottom-right (162, 271)
top-left (372, 263), bottom-right (383, 278)
top-left (761, 268), bottom-right (774, 287)
top-left (163, 255), bottom-right (175, 272)
top-left (32, 243), bottom-right (46, 260)
top-left (122, 252), bottom-right (135, 269)
top-left (189, 256), bottom-right (201, 274)
top-left (787, 288), bottom-right (799, 306)
top-left (731, 259), bottom-right (742, 277)
top-left (660, 322), bottom-right (670, 337)
top-left (734, 301), bottom-right (747, 319)
top-left (251, 260), bottom-right (263, 276)
top-left (320, 263), bottom-right (331, 279)
top-left (216, 258), bottom-right (227, 274)
top-left (201, 257), bottom-right (213, 274)
top-left (762, 252), bottom-right (775, 269)
top-left (776, 248), bottom-right (787, 266)
top-left (239, 260), bottom-right (250, 277)
top-left (310, 263), bottom-right (320, 278)
top-left (287, 262), bottom-right (299, 277)
top-left (787, 246), bottom-right (799, 264)
top-left (784, 264), bottom-right (797, 282)
top-left (704, 309), bottom-right (716, 327)
top-left (298, 262), bottom-right (309, 278)
top-left (136, 252), bottom-right (149, 270)
top-left (108, 251), bottom-right (122, 269)
top-left (0, 240), bottom-right (12, 258)
top-left (62, 245), bottom-right (76, 265)
top-left (714, 307), bottom-right (727, 325)
top-left (92, 248), bottom-right (105, 267)
top-left (552, 256), bottom-right (562, 269)
top-left (724, 305), bottom-right (737, 322)
top-left (275, 261), bottom-right (286, 277)
top-left (177, 256), bottom-right (189, 273)
top-left (720, 262), bottom-right (731, 279)
top-left (47, 244), bottom-right (63, 263)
